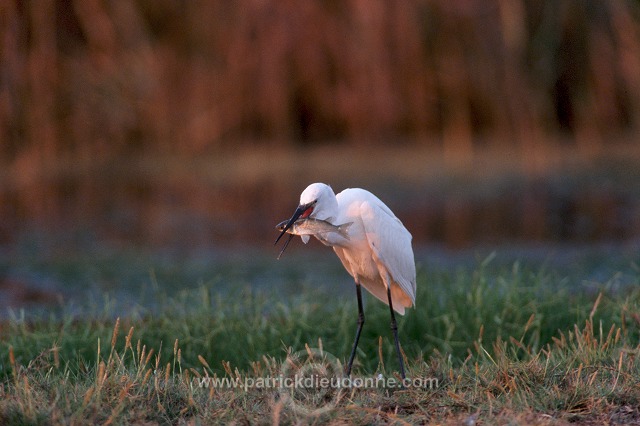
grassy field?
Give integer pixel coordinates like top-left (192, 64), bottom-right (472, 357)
top-left (1, 252), bottom-right (640, 424)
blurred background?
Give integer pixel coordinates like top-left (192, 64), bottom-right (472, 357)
top-left (2, 0), bottom-right (640, 310)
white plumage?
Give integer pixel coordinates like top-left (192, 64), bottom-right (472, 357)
top-left (275, 182), bottom-right (416, 378)
top-left (298, 183), bottom-right (416, 315)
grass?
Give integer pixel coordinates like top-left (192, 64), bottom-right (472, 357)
top-left (1, 257), bottom-right (640, 424)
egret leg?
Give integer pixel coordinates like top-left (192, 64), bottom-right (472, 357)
top-left (386, 284), bottom-right (406, 380)
top-left (345, 283), bottom-right (365, 376)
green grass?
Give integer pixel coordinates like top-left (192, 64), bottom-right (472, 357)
top-left (1, 258), bottom-right (640, 424)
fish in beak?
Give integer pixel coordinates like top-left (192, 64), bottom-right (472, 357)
top-left (274, 201), bottom-right (315, 258)
top-left (274, 201), bottom-right (315, 245)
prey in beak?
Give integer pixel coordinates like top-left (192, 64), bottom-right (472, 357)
top-left (274, 200), bottom-right (316, 258)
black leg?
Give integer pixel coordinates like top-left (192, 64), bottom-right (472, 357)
top-left (386, 284), bottom-right (406, 380)
top-left (345, 282), bottom-right (365, 376)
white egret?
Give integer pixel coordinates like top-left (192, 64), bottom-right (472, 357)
top-left (275, 183), bottom-right (416, 379)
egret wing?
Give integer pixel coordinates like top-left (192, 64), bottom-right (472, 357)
top-left (360, 201), bottom-right (417, 307)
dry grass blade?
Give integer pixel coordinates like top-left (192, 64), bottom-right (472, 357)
top-left (590, 292), bottom-right (603, 321)
top-left (111, 318), bottom-right (120, 349)
top-left (198, 355), bottom-right (211, 370)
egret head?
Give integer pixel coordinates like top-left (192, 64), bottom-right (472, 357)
top-left (274, 183), bottom-right (337, 245)
top-left (299, 183), bottom-right (337, 220)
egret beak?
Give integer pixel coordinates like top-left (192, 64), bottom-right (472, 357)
top-left (274, 204), bottom-right (306, 245)
top-left (277, 234), bottom-right (295, 260)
